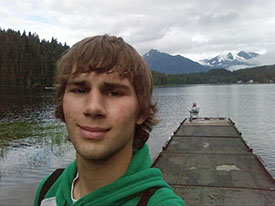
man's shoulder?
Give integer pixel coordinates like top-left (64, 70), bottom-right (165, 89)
top-left (34, 174), bottom-right (53, 206)
top-left (33, 168), bottom-right (68, 206)
top-left (148, 187), bottom-right (185, 206)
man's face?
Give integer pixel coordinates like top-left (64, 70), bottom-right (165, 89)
top-left (63, 71), bottom-right (144, 160)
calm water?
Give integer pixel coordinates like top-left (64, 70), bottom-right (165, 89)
top-left (0, 84), bottom-right (275, 204)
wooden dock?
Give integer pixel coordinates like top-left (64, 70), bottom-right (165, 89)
top-left (153, 117), bottom-right (275, 206)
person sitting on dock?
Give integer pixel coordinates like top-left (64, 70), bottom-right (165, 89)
top-left (34, 35), bottom-right (184, 206)
top-left (189, 102), bottom-right (199, 121)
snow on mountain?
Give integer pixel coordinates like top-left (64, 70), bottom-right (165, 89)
top-left (143, 49), bottom-right (210, 74)
top-left (143, 49), bottom-right (261, 73)
top-left (201, 51), bottom-right (259, 70)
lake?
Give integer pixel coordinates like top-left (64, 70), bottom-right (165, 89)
top-left (0, 84), bottom-right (275, 204)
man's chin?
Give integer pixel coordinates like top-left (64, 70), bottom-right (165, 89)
top-left (76, 148), bottom-right (115, 162)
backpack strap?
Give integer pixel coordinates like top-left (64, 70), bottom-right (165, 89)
top-left (38, 168), bottom-right (64, 206)
top-left (136, 186), bottom-right (159, 206)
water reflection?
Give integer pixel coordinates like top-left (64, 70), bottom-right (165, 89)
top-left (0, 90), bottom-right (75, 190)
top-left (0, 90), bottom-right (55, 122)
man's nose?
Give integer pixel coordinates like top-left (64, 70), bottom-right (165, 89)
top-left (83, 90), bottom-right (106, 119)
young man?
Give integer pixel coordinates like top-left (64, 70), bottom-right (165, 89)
top-left (34, 35), bottom-right (185, 206)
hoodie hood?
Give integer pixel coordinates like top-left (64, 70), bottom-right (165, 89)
top-left (55, 144), bottom-right (171, 205)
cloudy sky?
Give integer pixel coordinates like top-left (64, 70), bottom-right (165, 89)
top-left (1, 0), bottom-right (275, 64)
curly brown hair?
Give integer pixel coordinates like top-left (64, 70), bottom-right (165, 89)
top-left (54, 35), bottom-right (158, 149)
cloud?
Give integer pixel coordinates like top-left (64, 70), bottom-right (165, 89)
top-left (251, 49), bottom-right (275, 66)
top-left (1, 0), bottom-right (275, 65)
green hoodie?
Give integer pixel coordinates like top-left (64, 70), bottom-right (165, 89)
top-left (34, 144), bottom-right (185, 206)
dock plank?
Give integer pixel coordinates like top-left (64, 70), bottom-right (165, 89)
top-left (174, 186), bottom-right (275, 206)
top-left (154, 118), bottom-right (275, 206)
top-left (166, 136), bottom-right (251, 154)
top-left (176, 125), bottom-right (240, 137)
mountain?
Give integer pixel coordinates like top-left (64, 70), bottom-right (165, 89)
top-left (201, 51), bottom-right (259, 69)
top-left (143, 49), bottom-right (210, 74)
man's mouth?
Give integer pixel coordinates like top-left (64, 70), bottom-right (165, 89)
top-left (78, 125), bottom-right (111, 140)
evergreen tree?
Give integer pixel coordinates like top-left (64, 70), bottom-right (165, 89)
top-left (151, 66), bottom-right (275, 86)
top-left (0, 28), bottom-right (69, 91)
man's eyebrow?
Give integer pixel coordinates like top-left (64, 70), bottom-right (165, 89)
top-left (102, 82), bottom-right (131, 91)
top-left (67, 80), bottom-right (87, 86)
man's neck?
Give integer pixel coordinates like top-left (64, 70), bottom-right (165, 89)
top-left (73, 145), bottom-right (133, 199)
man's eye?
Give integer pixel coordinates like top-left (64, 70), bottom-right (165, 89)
top-left (107, 90), bottom-right (124, 97)
top-left (70, 88), bottom-right (88, 94)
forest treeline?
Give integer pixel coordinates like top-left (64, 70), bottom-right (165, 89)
top-left (152, 65), bottom-right (275, 86)
top-left (1, 28), bottom-right (275, 91)
top-left (0, 28), bottom-right (69, 90)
